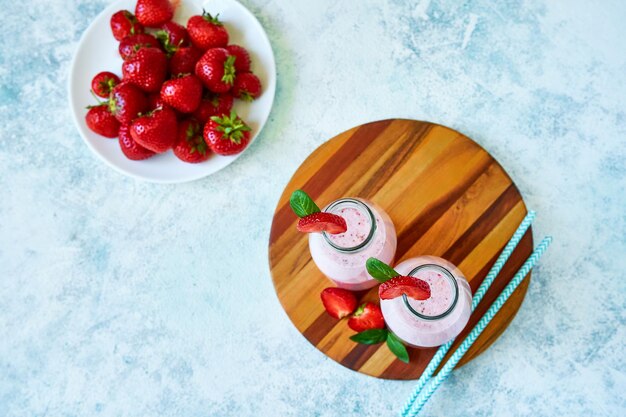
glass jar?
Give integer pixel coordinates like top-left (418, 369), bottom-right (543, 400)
top-left (309, 198), bottom-right (397, 290)
top-left (380, 256), bottom-right (472, 347)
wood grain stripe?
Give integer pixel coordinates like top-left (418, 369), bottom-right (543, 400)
top-left (269, 120), bottom-right (393, 244)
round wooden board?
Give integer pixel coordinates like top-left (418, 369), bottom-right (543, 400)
top-left (268, 119), bottom-right (533, 380)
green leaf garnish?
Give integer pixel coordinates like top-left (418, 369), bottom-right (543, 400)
top-left (386, 332), bottom-right (409, 363)
top-left (366, 258), bottom-right (400, 283)
top-left (350, 329), bottom-right (388, 345)
top-left (289, 190), bottom-right (320, 218)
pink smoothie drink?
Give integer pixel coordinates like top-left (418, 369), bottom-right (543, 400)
top-left (309, 198), bottom-right (396, 290)
top-left (381, 256), bottom-right (472, 347)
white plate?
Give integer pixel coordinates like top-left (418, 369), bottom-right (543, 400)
top-left (69, 0), bottom-right (276, 183)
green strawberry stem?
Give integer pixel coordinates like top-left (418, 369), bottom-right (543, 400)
top-left (88, 90), bottom-right (104, 106)
top-left (239, 91), bottom-right (254, 102)
top-left (366, 258), bottom-right (400, 283)
top-left (221, 55), bottom-right (236, 85)
top-left (202, 10), bottom-right (223, 25)
top-left (210, 110), bottom-right (251, 144)
top-left (186, 121), bottom-right (207, 155)
top-left (289, 190), bottom-right (321, 218)
top-left (156, 30), bottom-right (183, 56)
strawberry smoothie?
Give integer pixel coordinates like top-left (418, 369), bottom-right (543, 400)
top-left (309, 198), bottom-right (396, 290)
top-left (380, 256), bottom-right (472, 347)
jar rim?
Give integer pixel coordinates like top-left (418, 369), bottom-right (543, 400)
top-left (322, 198), bottom-right (377, 253)
top-left (402, 263), bottom-right (460, 321)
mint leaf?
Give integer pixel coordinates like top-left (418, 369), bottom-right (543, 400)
top-left (289, 190), bottom-right (320, 218)
top-left (366, 258), bottom-right (400, 283)
top-left (350, 329), bottom-right (388, 345)
top-left (386, 332), bottom-right (409, 363)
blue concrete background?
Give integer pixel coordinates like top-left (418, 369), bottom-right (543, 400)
top-left (1, 0), bottom-right (625, 416)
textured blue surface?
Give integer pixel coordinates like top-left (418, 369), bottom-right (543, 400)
top-left (1, 0), bottom-right (625, 416)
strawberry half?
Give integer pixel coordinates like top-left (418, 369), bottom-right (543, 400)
top-left (320, 288), bottom-right (357, 319)
top-left (348, 302), bottom-right (385, 332)
top-left (378, 276), bottom-right (431, 301)
top-left (297, 212), bottom-right (347, 234)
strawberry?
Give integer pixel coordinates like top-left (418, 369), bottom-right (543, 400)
top-left (85, 104), bottom-right (120, 138)
top-left (187, 11), bottom-right (229, 51)
top-left (378, 276), bottom-right (431, 301)
top-left (122, 47), bottom-right (168, 92)
top-left (147, 92), bottom-right (166, 110)
top-left (297, 212), bottom-right (348, 234)
top-left (173, 119), bottom-right (210, 163)
top-left (160, 74), bottom-right (203, 113)
top-left (226, 45), bottom-right (251, 72)
top-left (193, 92), bottom-right (233, 123)
top-left (195, 48), bottom-right (235, 93)
top-left (348, 302), bottom-right (385, 332)
top-left (232, 72), bottom-right (261, 101)
top-left (156, 21), bottom-right (190, 56)
top-left (91, 71), bottom-right (121, 98)
top-left (320, 288), bottom-right (357, 319)
top-left (169, 46), bottom-right (203, 75)
top-left (109, 83), bottom-right (148, 124)
top-left (110, 10), bottom-right (144, 41)
top-left (135, 0), bottom-right (173, 28)
top-left (118, 33), bottom-right (160, 60)
top-left (130, 107), bottom-right (178, 153)
top-left (118, 123), bottom-right (155, 160)
top-left (204, 111), bottom-right (251, 155)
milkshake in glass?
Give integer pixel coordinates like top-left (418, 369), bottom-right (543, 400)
top-left (309, 198), bottom-right (397, 291)
top-left (380, 256), bottom-right (472, 347)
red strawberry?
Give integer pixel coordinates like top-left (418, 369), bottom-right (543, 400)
top-left (348, 302), bottom-right (385, 332)
top-left (118, 123), bottom-right (155, 160)
top-left (135, 0), bottom-right (173, 28)
top-left (193, 92), bottom-right (233, 123)
top-left (232, 72), bottom-right (261, 101)
top-left (160, 74), bottom-right (203, 113)
top-left (85, 104), bottom-right (120, 138)
top-left (122, 47), bottom-right (168, 93)
top-left (109, 83), bottom-right (148, 124)
top-left (226, 45), bottom-right (251, 72)
top-left (203, 111), bottom-right (251, 155)
top-left (130, 107), bottom-right (178, 153)
top-left (118, 33), bottom-right (161, 60)
top-left (169, 46), bottom-right (203, 75)
top-left (320, 288), bottom-right (358, 319)
top-left (147, 92), bottom-right (166, 110)
top-left (156, 21), bottom-right (189, 56)
top-left (110, 10), bottom-right (144, 41)
top-left (91, 71), bottom-right (121, 98)
top-left (195, 48), bottom-right (235, 93)
top-left (187, 12), bottom-right (229, 51)
top-left (378, 276), bottom-right (431, 301)
top-left (296, 212), bottom-right (347, 234)
top-left (173, 118), bottom-right (210, 163)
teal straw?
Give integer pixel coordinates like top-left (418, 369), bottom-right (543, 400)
top-left (400, 210), bottom-right (535, 417)
top-left (405, 236), bottom-right (552, 417)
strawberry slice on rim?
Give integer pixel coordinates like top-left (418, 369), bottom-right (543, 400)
top-left (297, 212), bottom-right (347, 234)
top-left (378, 276), bottom-right (431, 301)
